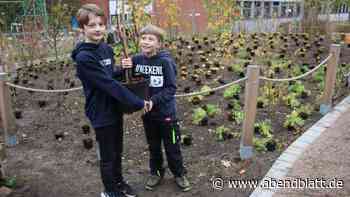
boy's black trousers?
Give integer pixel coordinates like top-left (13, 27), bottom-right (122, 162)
top-left (94, 116), bottom-right (124, 192)
top-left (142, 115), bottom-right (185, 177)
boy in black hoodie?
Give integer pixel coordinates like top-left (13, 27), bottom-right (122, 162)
top-left (122, 24), bottom-right (191, 192)
top-left (71, 4), bottom-right (149, 197)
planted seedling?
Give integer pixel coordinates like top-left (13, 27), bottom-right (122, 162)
top-left (228, 64), bottom-right (244, 75)
top-left (215, 126), bottom-right (232, 141)
top-left (253, 137), bottom-right (271, 152)
top-left (188, 95), bottom-right (203, 105)
top-left (283, 110), bottom-right (305, 131)
top-left (223, 84), bottom-right (241, 100)
top-left (254, 120), bottom-right (273, 138)
top-left (288, 81), bottom-right (310, 98)
top-left (283, 93), bottom-right (300, 108)
top-left (192, 107), bottom-right (208, 126)
top-left (296, 104), bottom-right (313, 120)
top-left (226, 99), bottom-right (242, 110)
top-left (231, 110), bottom-right (244, 124)
top-left (204, 104), bottom-right (220, 118)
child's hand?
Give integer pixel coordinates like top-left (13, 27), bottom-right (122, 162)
top-left (121, 58), bottom-right (133, 69)
top-left (144, 100), bottom-right (153, 113)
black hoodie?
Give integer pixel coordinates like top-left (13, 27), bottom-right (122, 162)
top-left (72, 42), bottom-right (144, 128)
top-left (132, 50), bottom-right (177, 121)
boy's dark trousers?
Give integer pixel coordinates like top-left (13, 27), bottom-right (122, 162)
top-left (142, 115), bottom-right (185, 177)
top-left (95, 116), bottom-right (124, 192)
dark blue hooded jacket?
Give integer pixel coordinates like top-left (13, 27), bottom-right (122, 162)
top-left (132, 50), bottom-right (177, 121)
top-left (71, 42), bottom-right (144, 128)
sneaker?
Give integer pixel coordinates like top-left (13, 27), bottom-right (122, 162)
top-left (145, 174), bottom-right (163, 191)
top-left (116, 181), bottom-right (137, 197)
top-left (101, 191), bottom-right (125, 197)
top-left (175, 176), bottom-right (191, 192)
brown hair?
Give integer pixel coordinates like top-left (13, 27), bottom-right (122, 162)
top-left (76, 4), bottom-right (106, 29)
top-left (139, 24), bottom-right (166, 42)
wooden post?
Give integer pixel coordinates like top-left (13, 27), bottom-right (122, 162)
top-left (0, 70), bottom-right (17, 146)
top-left (320, 44), bottom-right (341, 115)
top-left (240, 65), bottom-right (260, 160)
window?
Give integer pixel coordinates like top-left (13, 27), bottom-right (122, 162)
top-left (296, 3), bottom-right (301, 17)
top-left (243, 1), bottom-right (252, 19)
top-left (281, 2), bottom-right (288, 17)
top-left (272, 2), bottom-right (280, 18)
top-left (254, 2), bottom-right (262, 18)
top-left (264, 2), bottom-right (271, 18)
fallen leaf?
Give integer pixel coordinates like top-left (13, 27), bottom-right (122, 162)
top-left (239, 169), bottom-right (246, 175)
top-left (221, 160), bottom-right (231, 168)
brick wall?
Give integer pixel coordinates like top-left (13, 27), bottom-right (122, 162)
top-left (78, 0), bottom-right (209, 33)
top-left (152, 0), bottom-right (208, 33)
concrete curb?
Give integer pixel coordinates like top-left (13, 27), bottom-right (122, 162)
top-left (249, 94), bottom-right (350, 197)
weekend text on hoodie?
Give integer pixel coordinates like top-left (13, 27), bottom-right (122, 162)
top-left (71, 42), bottom-right (144, 128)
top-left (132, 50), bottom-right (177, 121)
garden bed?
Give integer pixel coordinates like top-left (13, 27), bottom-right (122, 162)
top-left (3, 32), bottom-right (350, 197)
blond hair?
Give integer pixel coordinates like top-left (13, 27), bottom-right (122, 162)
top-left (139, 24), bottom-right (166, 42)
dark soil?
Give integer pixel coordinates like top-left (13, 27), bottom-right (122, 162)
top-left (3, 33), bottom-right (350, 197)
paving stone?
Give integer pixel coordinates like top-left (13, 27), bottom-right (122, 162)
top-left (296, 134), bottom-right (316, 144)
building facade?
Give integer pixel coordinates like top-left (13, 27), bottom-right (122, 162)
top-left (77, 0), bottom-right (350, 33)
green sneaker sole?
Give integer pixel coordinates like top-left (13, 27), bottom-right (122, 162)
top-left (181, 186), bottom-right (192, 192)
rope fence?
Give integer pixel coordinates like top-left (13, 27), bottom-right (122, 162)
top-left (5, 82), bottom-right (83, 93)
top-left (260, 54), bottom-right (332, 82)
top-left (175, 77), bottom-right (247, 97)
top-left (0, 54), bottom-right (333, 95)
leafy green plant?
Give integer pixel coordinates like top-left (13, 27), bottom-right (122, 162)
top-left (291, 65), bottom-right (302, 76)
top-left (228, 63), bottom-right (243, 74)
top-left (187, 95), bottom-right (204, 105)
top-left (223, 84), bottom-right (241, 99)
top-left (283, 110), bottom-right (305, 131)
top-left (288, 81), bottom-right (310, 98)
top-left (192, 107), bottom-right (208, 125)
top-left (204, 104), bottom-right (220, 118)
top-left (254, 120), bottom-right (273, 138)
top-left (296, 104), bottom-right (313, 120)
top-left (288, 81), bottom-right (305, 94)
top-left (228, 99), bottom-right (242, 110)
top-left (231, 110), bottom-right (244, 124)
top-left (215, 125), bottom-right (230, 141)
top-left (200, 85), bottom-right (214, 96)
top-left (283, 93), bottom-right (300, 108)
top-left (313, 68), bottom-right (325, 89)
top-left (253, 137), bottom-right (271, 152)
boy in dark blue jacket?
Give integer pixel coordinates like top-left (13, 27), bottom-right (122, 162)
top-left (122, 24), bottom-right (191, 192)
top-left (71, 4), bottom-right (148, 197)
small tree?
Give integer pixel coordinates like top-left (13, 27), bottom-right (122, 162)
top-left (156, 0), bottom-right (181, 39)
top-left (47, 3), bottom-right (72, 61)
top-left (203, 0), bottom-right (239, 33)
top-left (127, 0), bottom-right (152, 49)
